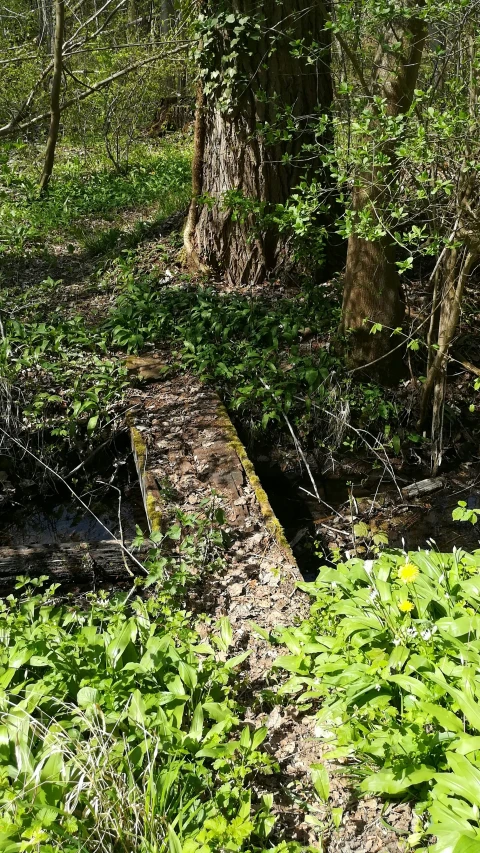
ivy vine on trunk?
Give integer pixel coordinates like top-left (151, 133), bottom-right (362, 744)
top-left (186, 0), bottom-right (333, 287)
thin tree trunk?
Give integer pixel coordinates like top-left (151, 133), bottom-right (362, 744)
top-left (39, 0), bottom-right (64, 194)
top-left (37, 0), bottom-right (54, 46)
top-left (184, 81), bottom-right (208, 271)
top-left (340, 4), bottom-right (427, 377)
top-left (419, 248), bottom-right (476, 473)
top-left (193, 0), bottom-right (333, 287)
top-left (127, 0), bottom-right (136, 40)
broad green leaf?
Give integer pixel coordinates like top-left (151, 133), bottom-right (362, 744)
top-left (219, 617), bottom-right (233, 649)
top-left (437, 752), bottom-right (480, 805)
top-left (422, 702), bottom-right (464, 734)
top-left (331, 807), bottom-right (343, 829)
top-left (9, 645), bottom-right (32, 669)
top-left (274, 654), bottom-right (311, 674)
top-left (450, 734), bottom-right (480, 755)
top-left (107, 618), bottom-right (137, 666)
top-left (189, 703), bottom-right (204, 741)
top-left (426, 672), bottom-right (480, 732)
top-left (430, 832), bottom-right (480, 853)
top-left (311, 763), bottom-right (329, 802)
top-left (436, 616), bottom-right (480, 637)
top-left (178, 661), bottom-right (197, 691)
top-left (77, 686), bottom-right (99, 707)
top-left (203, 702), bottom-right (236, 723)
top-left (386, 674), bottom-right (432, 700)
top-left (197, 742), bottom-right (238, 758)
top-left (249, 621), bottom-right (271, 640)
top-left (168, 825), bottom-right (183, 853)
top-left (40, 751), bottom-right (64, 783)
top-left (224, 650), bottom-right (251, 669)
top-left (360, 765), bottom-right (435, 794)
top-left (87, 414), bottom-right (99, 434)
top-left (252, 726), bottom-right (268, 750)
top-left (430, 795), bottom-right (475, 834)
top-left (388, 645), bottom-right (409, 671)
top-left (128, 689), bottom-right (146, 727)
top-left (240, 726), bottom-right (251, 749)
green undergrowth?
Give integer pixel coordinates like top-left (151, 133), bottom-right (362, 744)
top-left (0, 138), bottom-right (191, 255)
top-left (0, 508), bottom-right (289, 853)
top-left (271, 535), bottom-right (480, 851)
top-left (0, 137), bottom-right (191, 448)
top-left (0, 135), bottom-right (407, 455)
top-left (105, 276), bottom-right (402, 445)
top-left (0, 313), bottom-right (128, 439)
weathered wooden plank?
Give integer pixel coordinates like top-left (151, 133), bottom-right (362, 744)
top-left (0, 540), bottom-right (144, 589)
top-left (402, 478), bottom-right (444, 499)
top-left (126, 371), bottom-right (299, 575)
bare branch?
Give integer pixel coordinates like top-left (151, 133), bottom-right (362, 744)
top-left (0, 42), bottom-right (188, 139)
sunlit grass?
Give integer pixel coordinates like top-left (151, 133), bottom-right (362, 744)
top-left (0, 135), bottom-right (192, 255)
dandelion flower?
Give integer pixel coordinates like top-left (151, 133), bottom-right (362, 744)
top-left (399, 600), bottom-right (414, 613)
top-left (398, 563), bottom-right (419, 584)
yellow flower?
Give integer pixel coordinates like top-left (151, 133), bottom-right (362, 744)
top-left (399, 600), bottom-right (414, 613)
top-left (398, 563), bottom-right (419, 584)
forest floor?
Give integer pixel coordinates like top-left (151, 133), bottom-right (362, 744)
top-left (2, 134), bottom-right (480, 851)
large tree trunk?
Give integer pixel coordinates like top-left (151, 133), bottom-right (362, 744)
top-left (39, 0), bottom-right (64, 194)
top-left (188, 0), bottom-right (333, 287)
top-left (340, 4), bottom-right (427, 376)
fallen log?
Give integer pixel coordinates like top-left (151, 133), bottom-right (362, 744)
top-left (401, 478), bottom-right (444, 500)
top-left (0, 540), bottom-right (145, 592)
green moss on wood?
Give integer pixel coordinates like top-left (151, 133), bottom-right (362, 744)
top-left (128, 417), bottom-right (163, 535)
top-left (216, 401), bottom-right (296, 566)
top-left (146, 491), bottom-right (162, 534)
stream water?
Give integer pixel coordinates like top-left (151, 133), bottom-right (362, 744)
top-left (0, 445), bottom-right (148, 548)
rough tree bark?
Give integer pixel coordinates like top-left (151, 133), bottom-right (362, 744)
top-left (39, 0), bottom-right (64, 194)
top-left (186, 0), bottom-right (333, 287)
top-left (340, 4), bottom-right (427, 377)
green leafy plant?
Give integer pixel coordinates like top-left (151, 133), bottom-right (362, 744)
top-left (0, 141), bottom-right (191, 256)
top-left (452, 501), bottom-right (480, 526)
top-left (271, 546), bottom-right (480, 849)
top-left (105, 277), bottom-right (401, 446)
top-left (0, 511), bottom-right (275, 853)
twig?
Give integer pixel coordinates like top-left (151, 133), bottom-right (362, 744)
top-left (294, 394), bottom-right (403, 500)
top-left (259, 379), bottom-right (343, 518)
top-left (319, 522), bottom-right (351, 538)
top-left (97, 480), bottom-right (133, 576)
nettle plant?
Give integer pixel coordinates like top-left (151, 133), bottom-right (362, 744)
top-left (272, 543), bottom-right (480, 851)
